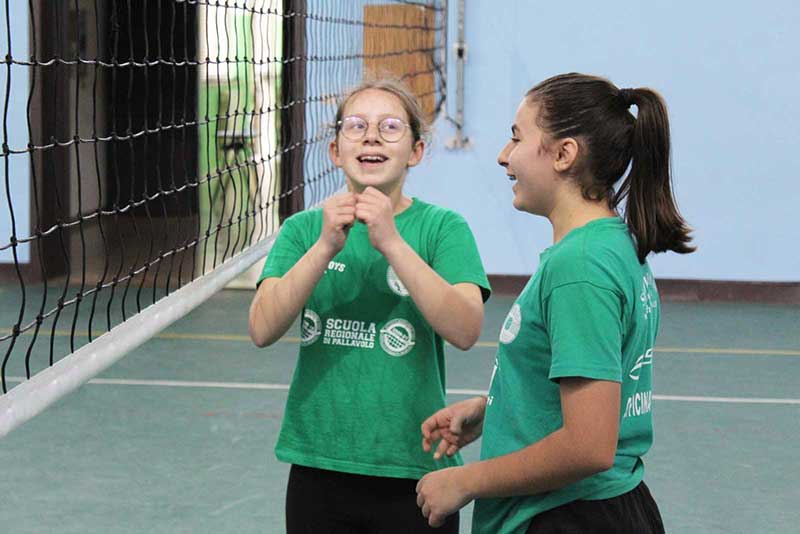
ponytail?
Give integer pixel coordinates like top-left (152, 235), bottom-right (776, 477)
top-left (613, 88), bottom-right (695, 263)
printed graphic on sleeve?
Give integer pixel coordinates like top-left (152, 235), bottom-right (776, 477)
top-left (629, 348), bottom-right (654, 381)
top-left (624, 347), bottom-right (654, 418)
top-left (379, 319), bottom-right (415, 356)
top-left (640, 273), bottom-right (657, 320)
top-left (386, 266), bottom-right (409, 296)
top-left (301, 309), bottom-right (322, 346)
top-left (499, 303), bottom-right (521, 344)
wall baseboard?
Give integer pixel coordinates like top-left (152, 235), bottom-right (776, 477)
top-left (488, 275), bottom-right (800, 304)
top-left (3, 266), bottom-right (798, 304)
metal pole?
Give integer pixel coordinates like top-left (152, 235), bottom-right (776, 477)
top-left (446, 0), bottom-right (468, 150)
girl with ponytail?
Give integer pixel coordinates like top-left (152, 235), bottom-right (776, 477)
top-left (415, 73), bottom-right (694, 533)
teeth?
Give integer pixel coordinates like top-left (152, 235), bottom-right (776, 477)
top-left (359, 155), bottom-right (386, 163)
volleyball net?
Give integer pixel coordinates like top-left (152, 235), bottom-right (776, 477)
top-left (0, 0), bottom-right (447, 436)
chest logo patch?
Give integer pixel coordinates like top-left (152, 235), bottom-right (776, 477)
top-left (499, 303), bottom-right (522, 344)
top-left (300, 309), bottom-right (322, 346)
top-left (380, 319), bottom-right (415, 356)
top-left (386, 266), bottom-right (409, 296)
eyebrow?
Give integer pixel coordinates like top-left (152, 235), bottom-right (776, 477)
top-left (511, 124), bottom-right (519, 136)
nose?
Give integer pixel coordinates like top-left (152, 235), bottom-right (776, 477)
top-left (497, 142), bottom-right (511, 168)
top-left (363, 121), bottom-right (381, 143)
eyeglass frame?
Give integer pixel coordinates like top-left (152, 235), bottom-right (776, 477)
top-left (335, 115), bottom-right (413, 143)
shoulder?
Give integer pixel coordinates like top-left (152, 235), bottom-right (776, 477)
top-left (410, 199), bottom-right (471, 228)
top-left (544, 219), bottom-right (636, 293)
top-left (281, 208), bottom-right (322, 232)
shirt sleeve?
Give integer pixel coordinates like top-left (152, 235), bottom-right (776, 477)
top-left (545, 281), bottom-right (624, 382)
top-left (257, 215), bottom-right (311, 285)
top-left (430, 212), bottom-right (491, 302)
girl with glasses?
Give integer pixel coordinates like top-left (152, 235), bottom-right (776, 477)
top-left (248, 79), bottom-right (490, 533)
top-left (415, 73), bottom-right (694, 533)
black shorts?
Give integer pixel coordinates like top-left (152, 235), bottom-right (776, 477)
top-left (286, 464), bottom-right (459, 534)
top-left (526, 481), bottom-right (665, 534)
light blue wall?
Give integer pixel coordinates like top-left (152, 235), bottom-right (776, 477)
top-left (0, 1), bottom-right (30, 263)
top-left (3, 3), bottom-right (797, 280)
top-left (407, 1), bottom-right (800, 281)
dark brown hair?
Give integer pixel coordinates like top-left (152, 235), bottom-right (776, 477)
top-left (526, 73), bottom-right (694, 262)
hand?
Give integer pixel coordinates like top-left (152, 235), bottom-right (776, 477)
top-left (421, 396), bottom-right (486, 459)
top-left (416, 467), bottom-right (473, 528)
top-left (354, 187), bottom-right (402, 254)
top-left (319, 193), bottom-right (357, 256)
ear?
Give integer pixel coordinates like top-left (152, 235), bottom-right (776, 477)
top-left (406, 140), bottom-right (425, 168)
top-left (553, 137), bottom-right (579, 173)
top-left (328, 139), bottom-right (342, 167)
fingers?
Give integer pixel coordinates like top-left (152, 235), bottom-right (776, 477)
top-left (449, 413), bottom-right (466, 434)
top-left (420, 414), bottom-right (441, 440)
top-left (421, 503), bottom-right (431, 520)
top-left (333, 212), bottom-right (355, 230)
top-left (421, 429), bottom-right (442, 453)
top-left (433, 436), bottom-right (452, 460)
top-left (416, 476), bottom-right (448, 528)
top-left (324, 196), bottom-right (356, 230)
top-left (354, 187), bottom-right (391, 221)
top-left (421, 414), bottom-right (446, 453)
top-left (336, 192), bottom-right (357, 206)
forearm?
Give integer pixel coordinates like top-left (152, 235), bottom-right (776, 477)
top-left (382, 239), bottom-right (483, 350)
top-left (248, 241), bottom-right (334, 347)
top-left (460, 426), bottom-right (614, 500)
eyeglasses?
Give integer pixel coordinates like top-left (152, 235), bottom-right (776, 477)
top-left (337, 116), bottom-right (411, 143)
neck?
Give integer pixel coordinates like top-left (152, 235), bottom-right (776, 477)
top-left (548, 193), bottom-right (616, 244)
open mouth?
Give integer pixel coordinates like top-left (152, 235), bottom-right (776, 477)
top-left (507, 173), bottom-right (516, 181)
top-left (357, 154), bottom-right (389, 165)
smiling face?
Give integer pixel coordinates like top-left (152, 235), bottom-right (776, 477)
top-left (329, 88), bottom-right (424, 194)
top-left (496, 100), bottom-right (562, 216)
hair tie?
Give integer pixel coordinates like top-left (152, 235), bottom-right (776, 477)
top-left (618, 88), bottom-right (635, 108)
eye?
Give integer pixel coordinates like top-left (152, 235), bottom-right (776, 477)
top-left (510, 137), bottom-right (520, 143)
top-left (343, 117), bottom-right (366, 130)
top-left (380, 118), bottom-right (404, 132)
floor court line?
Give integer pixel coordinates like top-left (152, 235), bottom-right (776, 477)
top-left (6, 377), bottom-right (800, 405)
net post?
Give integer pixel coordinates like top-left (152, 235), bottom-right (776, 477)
top-left (279, 0), bottom-right (306, 221)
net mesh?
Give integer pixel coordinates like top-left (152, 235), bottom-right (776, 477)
top-left (0, 0), bottom-right (446, 410)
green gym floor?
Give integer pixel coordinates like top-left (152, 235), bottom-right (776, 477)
top-left (1, 289), bottom-right (798, 533)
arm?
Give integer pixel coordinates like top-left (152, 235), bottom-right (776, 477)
top-left (248, 242), bottom-right (334, 347)
top-left (461, 377), bottom-right (620, 497)
top-left (248, 194), bottom-right (356, 347)
top-left (383, 242), bottom-right (484, 350)
top-left (416, 377), bottom-right (620, 527)
top-left (355, 187), bottom-right (484, 350)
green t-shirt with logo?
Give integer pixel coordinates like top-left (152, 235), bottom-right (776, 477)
top-left (259, 198), bottom-right (491, 479)
top-left (473, 217), bottom-right (659, 534)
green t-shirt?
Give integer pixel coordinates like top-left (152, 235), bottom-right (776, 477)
top-left (259, 198), bottom-right (491, 479)
top-left (473, 217), bottom-right (659, 534)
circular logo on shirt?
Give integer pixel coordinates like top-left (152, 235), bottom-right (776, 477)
top-left (379, 319), bottom-right (415, 356)
top-left (300, 309), bottom-right (322, 346)
top-left (386, 266), bottom-right (409, 296)
top-left (499, 303), bottom-right (521, 344)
